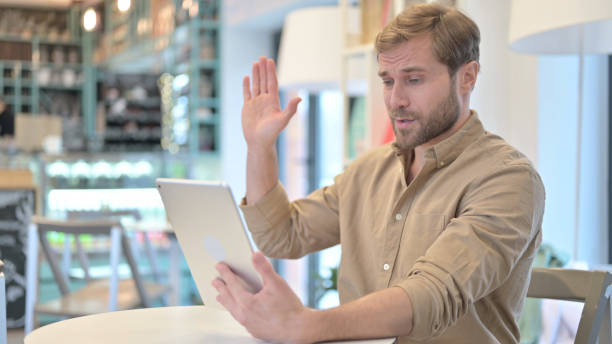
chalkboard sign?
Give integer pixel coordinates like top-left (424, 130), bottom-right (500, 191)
top-left (0, 189), bottom-right (34, 328)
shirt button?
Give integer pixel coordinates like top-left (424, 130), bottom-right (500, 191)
top-left (383, 263), bottom-right (390, 271)
top-left (440, 161), bottom-right (445, 166)
top-left (395, 213), bottom-right (402, 221)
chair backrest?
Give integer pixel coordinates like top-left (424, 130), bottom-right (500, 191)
top-left (527, 267), bottom-right (612, 344)
top-left (64, 210), bottom-right (144, 281)
top-left (67, 209), bottom-right (142, 221)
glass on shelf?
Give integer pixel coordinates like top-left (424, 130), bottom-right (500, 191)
top-left (198, 124), bottom-right (215, 151)
top-left (199, 32), bottom-right (216, 60)
top-left (199, 0), bottom-right (219, 20)
top-left (196, 107), bottom-right (214, 122)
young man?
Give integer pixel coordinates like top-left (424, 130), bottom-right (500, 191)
top-left (212, 3), bottom-right (545, 343)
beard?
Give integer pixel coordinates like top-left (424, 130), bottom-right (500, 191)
top-left (390, 84), bottom-right (461, 151)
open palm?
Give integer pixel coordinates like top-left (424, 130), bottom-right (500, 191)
top-left (242, 57), bottom-right (301, 149)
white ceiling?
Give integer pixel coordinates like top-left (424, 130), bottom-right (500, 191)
top-left (225, 0), bottom-right (337, 30)
top-left (0, 0), bottom-right (338, 30)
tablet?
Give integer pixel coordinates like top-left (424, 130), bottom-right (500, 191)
top-left (156, 178), bottom-right (263, 310)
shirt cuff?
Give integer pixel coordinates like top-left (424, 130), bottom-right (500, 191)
top-left (394, 274), bottom-right (441, 341)
top-left (239, 182), bottom-right (291, 233)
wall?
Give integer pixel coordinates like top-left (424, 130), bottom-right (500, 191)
top-left (538, 55), bottom-right (609, 264)
top-left (457, 0), bottom-right (539, 166)
top-left (224, 0), bottom-right (335, 29)
top-left (219, 27), bottom-right (273, 199)
top-left (459, 0), bottom-right (609, 265)
top-left (221, 0), bottom-right (335, 199)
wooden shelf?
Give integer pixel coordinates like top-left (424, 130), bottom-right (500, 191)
top-left (39, 84), bottom-right (83, 91)
top-left (197, 20), bottom-right (221, 30)
top-left (106, 113), bottom-right (162, 124)
top-left (197, 98), bottom-right (219, 108)
top-left (3, 80), bottom-right (33, 87)
top-left (198, 59), bottom-right (219, 69)
top-left (196, 116), bottom-right (218, 125)
top-left (0, 35), bottom-right (80, 46)
top-left (36, 62), bottom-right (83, 69)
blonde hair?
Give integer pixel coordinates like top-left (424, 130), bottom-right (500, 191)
top-left (375, 3), bottom-right (480, 75)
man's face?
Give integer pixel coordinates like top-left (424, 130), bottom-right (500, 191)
top-left (378, 34), bottom-right (461, 151)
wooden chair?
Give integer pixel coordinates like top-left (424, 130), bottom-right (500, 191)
top-left (527, 267), bottom-right (612, 344)
top-left (24, 216), bottom-right (171, 334)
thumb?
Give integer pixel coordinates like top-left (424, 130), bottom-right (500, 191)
top-left (252, 251), bottom-right (278, 286)
top-left (282, 97), bottom-right (302, 119)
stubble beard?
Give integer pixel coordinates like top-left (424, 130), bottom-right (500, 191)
top-left (391, 85), bottom-right (461, 152)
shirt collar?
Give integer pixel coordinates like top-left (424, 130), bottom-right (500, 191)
top-left (391, 110), bottom-right (484, 169)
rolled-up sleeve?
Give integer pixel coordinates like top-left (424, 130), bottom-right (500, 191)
top-left (394, 162), bottom-right (545, 340)
top-left (240, 178), bottom-right (342, 259)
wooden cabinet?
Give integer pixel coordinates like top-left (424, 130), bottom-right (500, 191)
top-left (0, 6), bottom-right (90, 151)
top-left (100, 0), bottom-right (222, 157)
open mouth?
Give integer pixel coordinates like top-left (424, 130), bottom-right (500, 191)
top-left (394, 118), bottom-right (415, 129)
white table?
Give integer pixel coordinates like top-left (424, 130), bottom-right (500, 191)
top-left (24, 306), bottom-right (396, 344)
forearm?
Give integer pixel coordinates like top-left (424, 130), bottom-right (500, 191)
top-left (246, 144), bottom-right (279, 205)
top-left (305, 287), bottom-right (413, 343)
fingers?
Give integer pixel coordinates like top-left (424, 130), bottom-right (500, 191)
top-left (215, 262), bottom-right (252, 305)
top-left (249, 57), bottom-right (279, 98)
top-left (252, 251), bottom-right (279, 288)
top-left (252, 62), bottom-right (260, 96)
top-left (259, 56), bottom-right (268, 94)
top-left (282, 97), bottom-right (302, 119)
top-left (242, 76), bottom-right (252, 102)
top-left (212, 277), bottom-right (237, 311)
top-left (266, 59), bottom-right (278, 94)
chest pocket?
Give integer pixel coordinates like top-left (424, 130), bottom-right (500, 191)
top-left (393, 213), bottom-right (446, 280)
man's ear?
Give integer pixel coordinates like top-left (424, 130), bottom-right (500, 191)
top-left (458, 61), bottom-right (479, 94)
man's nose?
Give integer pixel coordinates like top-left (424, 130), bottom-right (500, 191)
top-left (389, 84), bottom-right (410, 110)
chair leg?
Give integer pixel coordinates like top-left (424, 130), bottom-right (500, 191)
top-left (169, 236), bottom-right (181, 306)
top-left (61, 234), bottom-right (72, 282)
top-left (74, 236), bottom-right (91, 282)
top-left (142, 233), bottom-right (167, 305)
top-left (142, 233), bottom-right (161, 282)
top-left (39, 232), bottom-right (70, 295)
top-left (129, 234), bottom-right (142, 263)
top-left (24, 223), bottom-right (39, 335)
top-left (598, 287), bottom-right (612, 344)
top-left (0, 272), bottom-right (6, 344)
top-left (108, 227), bottom-right (122, 312)
top-left (577, 274), bottom-right (612, 344)
top-left (122, 233), bottom-right (150, 307)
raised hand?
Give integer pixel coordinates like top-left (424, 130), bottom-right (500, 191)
top-left (242, 57), bottom-right (301, 150)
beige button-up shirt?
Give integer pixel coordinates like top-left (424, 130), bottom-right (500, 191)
top-left (241, 113), bottom-right (545, 343)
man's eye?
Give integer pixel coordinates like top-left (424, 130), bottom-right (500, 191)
top-left (382, 80), bottom-right (393, 87)
top-left (408, 78), bottom-right (421, 84)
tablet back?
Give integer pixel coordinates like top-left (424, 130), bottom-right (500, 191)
top-left (156, 178), bottom-right (262, 309)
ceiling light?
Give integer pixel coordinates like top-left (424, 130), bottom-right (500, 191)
top-left (118, 0), bottom-right (131, 13)
top-left (83, 8), bottom-right (97, 31)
